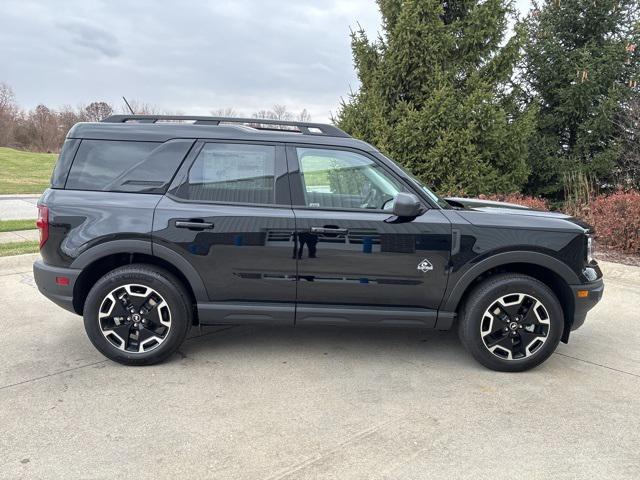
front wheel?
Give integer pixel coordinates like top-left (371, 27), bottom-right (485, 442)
top-left (458, 273), bottom-right (564, 372)
top-left (83, 264), bottom-right (192, 365)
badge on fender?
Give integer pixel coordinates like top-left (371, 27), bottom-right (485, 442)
top-left (417, 259), bottom-right (433, 273)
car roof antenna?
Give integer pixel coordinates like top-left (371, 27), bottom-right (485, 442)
top-left (122, 96), bottom-right (135, 115)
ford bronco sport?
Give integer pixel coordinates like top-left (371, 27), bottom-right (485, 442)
top-left (33, 115), bottom-right (604, 371)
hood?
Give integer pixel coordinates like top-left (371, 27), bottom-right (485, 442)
top-left (444, 197), bottom-right (591, 232)
top-left (445, 197), bottom-right (533, 211)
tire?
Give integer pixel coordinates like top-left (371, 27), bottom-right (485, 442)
top-left (83, 264), bottom-right (192, 366)
top-left (457, 273), bottom-right (563, 372)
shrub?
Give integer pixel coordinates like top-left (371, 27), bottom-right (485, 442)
top-left (582, 191), bottom-right (640, 254)
top-left (478, 193), bottom-right (549, 211)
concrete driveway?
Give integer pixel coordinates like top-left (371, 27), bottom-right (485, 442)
top-left (1, 254), bottom-right (639, 479)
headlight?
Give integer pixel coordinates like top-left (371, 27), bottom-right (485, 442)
top-left (586, 235), bottom-right (594, 263)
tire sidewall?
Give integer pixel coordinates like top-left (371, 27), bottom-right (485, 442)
top-left (83, 266), bottom-right (191, 365)
top-left (460, 275), bottom-right (564, 372)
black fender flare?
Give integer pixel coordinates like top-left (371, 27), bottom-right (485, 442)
top-left (70, 239), bottom-right (209, 302)
top-left (71, 239), bottom-right (152, 268)
top-left (442, 250), bottom-right (580, 312)
top-left (152, 243), bottom-right (208, 301)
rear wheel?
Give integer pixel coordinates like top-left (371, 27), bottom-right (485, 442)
top-left (83, 264), bottom-right (192, 365)
top-left (458, 273), bottom-right (564, 372)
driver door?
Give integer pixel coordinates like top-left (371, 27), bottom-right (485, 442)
top-left (286, 145), bottom-right (451, 326)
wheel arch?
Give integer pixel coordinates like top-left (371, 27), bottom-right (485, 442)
top-left (71, 241), bottom-right (207, 323)
top-left (443, 252), bottom-right (578, 342)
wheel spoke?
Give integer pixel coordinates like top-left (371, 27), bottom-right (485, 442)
top-left (117, 289), bottom-right (137, 313)
top-left (482, 317), bottom-right (505, 336)
top-left (110, 323), bottom-right (133, 350)
top-left (487, 334), bottom-right (516, 359)
top-left (139, 292), bottom-right (161, 316)
top-left (137, 326), bottom-right (160, 343)
top-left (485, 332), bottom-right (512, 350)
top-left (520, 329), bottom-right (547, 351)
top-left (497, 303), bottom-right (521, 319)
top-left (110, 302), bottom-right (130, 323)
top-left (482, 304), bottom-right (509, 336)
top-left (520, 306), bottom-right (538, 326)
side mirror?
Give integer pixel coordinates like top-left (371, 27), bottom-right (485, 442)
top-left (392, 192), bottom-right (422, 218)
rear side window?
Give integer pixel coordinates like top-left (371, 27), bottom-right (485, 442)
top-left (175, 143), bottom-right (276, 204)
top-left (65, 139), bottom-right (193, 193)
top-left (51, 139), bottom-right (80, 188)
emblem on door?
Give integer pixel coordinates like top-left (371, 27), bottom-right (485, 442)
top-left (417, 259), bottom-right (433, 273)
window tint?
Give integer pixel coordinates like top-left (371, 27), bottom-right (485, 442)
top-left (297, 147), bottom-right (404, 210)
top-left (65, 139), bottom-right (192, 193)
top-left (66, 140), bottom-right (161, 192)
top-left (176, 143), bottom-right (276, 204)
top-left (51, 138), bottom-right (80, 188)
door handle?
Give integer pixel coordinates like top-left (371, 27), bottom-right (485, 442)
top-left (310, 226), bottom-right (348, 235)
top-left (175, 220), bottom-right (214, 230)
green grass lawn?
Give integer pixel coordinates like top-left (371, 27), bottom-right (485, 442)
top-left (0, 240), bottom-right (39, 257)
top-left (0, 219), bottom-right (37, 232)
top-left (0, 147), bottom-right (57, 195)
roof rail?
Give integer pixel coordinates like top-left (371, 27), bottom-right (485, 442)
top-left (101, 115), bottom-right (351, 138)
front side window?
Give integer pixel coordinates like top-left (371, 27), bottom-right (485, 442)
top-left (177, 143), bottom-right (276, 204)
top-left (297, 147), bottom-right (404, 210)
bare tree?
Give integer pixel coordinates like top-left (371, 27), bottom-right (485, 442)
top-left (57, 106), bottom-right (83, 142)
top-left (253, 105), bottom-right (291, 121)
top-left (252, 105), bottom-right (311, 128)
top-left (16, 105), bottom-right (60, 152)
top-left (271, 104), bottom-right (293, 121)
top-left (118, 99), bottom-right (163, 115)
top-left (211, 107), bottom-right (238, 118)
top-left (297, 108), bottom-right (311, 122)
top-left (0, 85), bottom-right (318, 152)
top-left (0, 82), bottom-right (18, 146)
top-left (84, 101), bottom-right (114, 122)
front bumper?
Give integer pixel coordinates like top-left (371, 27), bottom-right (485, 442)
top-left (569, 277), bottom-right (604, 331)
top-left (33, 259), bottom-right (81, 314)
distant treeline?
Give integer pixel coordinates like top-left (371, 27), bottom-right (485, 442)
top-left (0, 84), bottom-right (310, 153)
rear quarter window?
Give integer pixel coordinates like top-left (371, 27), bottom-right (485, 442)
top-left (50, 139), bottom-right (80, 189)
top-left (65, 139), bottom-right (193, 193)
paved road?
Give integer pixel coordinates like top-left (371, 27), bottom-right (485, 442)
top-left (0, 254), bottom-right (638, 479)
top-left (0, 194), bottom-right (40, 221)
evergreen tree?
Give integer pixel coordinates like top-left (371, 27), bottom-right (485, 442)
top-left (336, 0), bottom-right (535, 195)
top-left (522, 0), bottom-right (639, 197)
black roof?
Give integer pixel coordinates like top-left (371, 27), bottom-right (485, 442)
top-left (67, 115), bottom-right (376, 151)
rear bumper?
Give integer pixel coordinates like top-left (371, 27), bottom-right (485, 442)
top-left (33, 259), bottom-right (80, 314)
top-left (569, 278), bottom-right (604, 331)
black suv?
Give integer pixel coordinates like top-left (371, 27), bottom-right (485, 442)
top-left (33, 115), bottom-right (604, 371)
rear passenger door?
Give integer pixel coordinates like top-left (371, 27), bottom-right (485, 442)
top-left (153, 141), bottom-right (297, 325)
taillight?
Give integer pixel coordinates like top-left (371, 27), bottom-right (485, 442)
top-left (36, 205), bottom-right (49, 249)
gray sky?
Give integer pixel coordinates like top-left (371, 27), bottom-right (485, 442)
top-left (0, 0), bottom-right (531, 122)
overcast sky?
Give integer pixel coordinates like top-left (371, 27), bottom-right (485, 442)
top-left (1, 0), bottom-right (532, 122)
